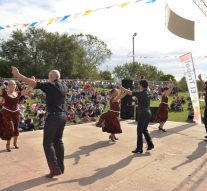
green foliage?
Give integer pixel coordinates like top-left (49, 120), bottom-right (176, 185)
top-left (0, 29), bottom-right (112, 79)
top-left (159, 74), bottom-right (176, 81)
top-left (72, 34), bottom-right (112, 68)
top-left (0, 59), bottom-right (12, 78)
top-left (100, 71), bottom-right (112, 80)
top-left (177, 76), bottom-right (188, 91)
top-left (113, 62), bottom-right (165, 80)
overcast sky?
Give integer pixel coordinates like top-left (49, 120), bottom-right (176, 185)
top-left (0, 0), bottom-right (207, 80)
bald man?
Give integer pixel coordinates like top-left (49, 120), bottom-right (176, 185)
top-left (12, 67), bottom-right (68, 178)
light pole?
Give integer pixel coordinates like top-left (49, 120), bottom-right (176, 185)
top-left (132, 32), bottom-right (137, 64)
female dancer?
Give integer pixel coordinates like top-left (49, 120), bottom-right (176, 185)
top-left (156, 85), bottom-right (174, 132)
top-left (0, 80), bottom-right (30, 152)
top-left (96, 88), bottom-right (126, 142)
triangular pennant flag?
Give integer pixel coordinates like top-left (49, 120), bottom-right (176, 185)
top-left (104, 4), bottom-right (117, 9)
top-left (72, 13), bottom-right (81, 20)
top-left (47, 18), bottom-right (57, 25)
top-left (120, 2), bottom-right (130, 8)
top-left (83, 10), bottom-right (93, 16)
top-left (12, 23), bottom-right (18, 27)
top-left (0, 26), bottom-right (4, 30)
top-left (29, 22), bottom-right (38, 28)
top-left (22, 23), bottom-right (29, 28)
top-left (146, 0), bottom-right (157, 3)
top-left (59, 15), bottom-right (70, 22)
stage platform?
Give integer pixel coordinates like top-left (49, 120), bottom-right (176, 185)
top-left (0, 120), bottom-right (207, 191)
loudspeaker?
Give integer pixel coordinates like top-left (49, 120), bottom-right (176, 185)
top-left (150, 107), bottom-right (159, 122)
top-left (120, 80), bottom-right (133, 119)
top-left (135, 106), bottom-right (158, 122)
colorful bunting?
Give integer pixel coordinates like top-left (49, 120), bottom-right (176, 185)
top-left (134, 54), bottom-right (207, 61)
top-left (0, 0), bottom-right (157, 31)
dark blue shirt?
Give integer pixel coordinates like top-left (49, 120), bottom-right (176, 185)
top-left (132, 89), bottom-right (151, 110)
top-left (35, 80), bottom-right (68, 112)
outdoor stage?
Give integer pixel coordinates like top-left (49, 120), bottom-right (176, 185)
top-left (0, 120), bottom-right (207, 191)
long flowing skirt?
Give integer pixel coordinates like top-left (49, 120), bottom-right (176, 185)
top-left (0, 110), bottom-right (20, 140)
top-left (156, 103), bottom-right (168, 123)
top-left (98, 111), bottom-right (122, 134)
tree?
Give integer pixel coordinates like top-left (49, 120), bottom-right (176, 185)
top-left (159, 74), bottom-right (176, 81)
top-left (0, 59), bottom-right (12, 78)
top-left (113, 62), bottom-right (164, 81)
top-left (100, 71), bottom-right (112, 80)
top-left (177, 76), bottom-right (188, 91)
top-left (0, 29), bottom-right (111, 79)
top-left (72, 34), bottom-right (112, 68)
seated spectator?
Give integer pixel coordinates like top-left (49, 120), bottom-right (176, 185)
top-left (19, 100), bottom-right (25, 115)
top-left (81, 111), bottom-right (92, 123)
top-left (24, 114), bottom-right (35, 131)
top-left (38, 114), bottom-right (46, 129)
top-left (95, 103), bottom-right (103, 116)
top-left (88, 106), bottom-right (96, 121)
top-left (188, 108), bottom-right (194, 120)
top-left (19, 114), bottom-right (25, 131)
top-left (25, 102), bottom-right (32, 113)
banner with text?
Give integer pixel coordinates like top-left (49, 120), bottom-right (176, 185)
top-left (180, 52), bottom-right (202, 124)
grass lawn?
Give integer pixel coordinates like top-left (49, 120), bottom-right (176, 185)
top-left (150, 92), bottom-right (205, 123)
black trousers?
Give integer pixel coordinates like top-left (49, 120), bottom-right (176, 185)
top-left (43, 113), bottom-right (66, 174)
top-left (137, 109), bottom-right (154, 150)
top-left (204, 107), bottom-right (207, 133)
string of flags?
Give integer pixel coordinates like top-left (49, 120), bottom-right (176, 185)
top-left (136, 55), bottom-right (207, 61)
top-left (0, 0), bottom-right (157, 31)
top-left (127, 53), bottom-right (207, 61)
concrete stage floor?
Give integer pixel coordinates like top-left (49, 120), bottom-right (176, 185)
top-left (0, 120), bottom-right (207, 191)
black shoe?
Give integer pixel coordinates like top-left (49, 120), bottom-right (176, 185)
top-left (147, 145), bottom-right (154, 151)
top-left (109, 135), bottom-right (116, 142)
top-left (159, 127), bottom-right (166, 132)
top-left (132, 149), bottom-right (143, 154)
top-left (114, 136), bottom-right (119, 140)
top-left (14, 145), bottom-right (19, 149)
top-left (45, 171), bottom-right (62, 178)
top-left (6, 148), bottom-right (11, 152)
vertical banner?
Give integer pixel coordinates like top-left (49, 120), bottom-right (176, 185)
top-left (179, 52), bottom-right (202, 124)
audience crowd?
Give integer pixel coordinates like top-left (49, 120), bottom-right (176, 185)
top-left (0, 78), bottom-right (203, 131)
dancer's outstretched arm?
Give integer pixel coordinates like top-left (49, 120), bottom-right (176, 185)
top-left (11, 66), bottom-right (37, 88)
top-left (117, 83), bottom-right (132, 95)
top-left (116, 90), bottom-right (127, 100)
top-left (166, 84), bottom-right (174, 96)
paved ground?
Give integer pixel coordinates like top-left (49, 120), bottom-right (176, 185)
top-left (0, 120), bottom-right (207, 191)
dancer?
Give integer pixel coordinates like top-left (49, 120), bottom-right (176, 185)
top-left (156, 85), bottom-right (174, 132)
top-left (198, 74), bottom-right (207, 139)
top-left (12, 67), bottom-right (68, 178)
top-left (96, 88), bottom-right (126, 142)
top-left (118, 79), bottom-right (154, 154)
top-left (0, 80), bottom-right (30, 152)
